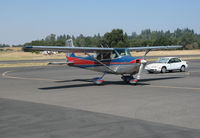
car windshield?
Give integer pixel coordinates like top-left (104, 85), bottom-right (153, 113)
top-left (156, 58), bottom-right (169, 63)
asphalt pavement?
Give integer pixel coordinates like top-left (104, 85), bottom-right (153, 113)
top-left (0, 59), bottom-right (200, 138)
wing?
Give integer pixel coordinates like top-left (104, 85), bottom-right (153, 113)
top-left (24, 46), bottom-right (114, 53)
top-left (24, 45), bottom-right (182, 53)
top-left (128, 45), bottom-right (182, 51)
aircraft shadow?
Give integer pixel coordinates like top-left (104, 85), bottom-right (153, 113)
top-left (39, 76), bottom-right (183, 90)
top-left (139, 76), bottom-right (183, 82)
top-left (55, 79), bottom-right (93, 83)
top-left (39, 81), bottom-right (149, 90)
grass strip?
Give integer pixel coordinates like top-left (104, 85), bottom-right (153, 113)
top-left (0, 62), bottom-right (49, 68)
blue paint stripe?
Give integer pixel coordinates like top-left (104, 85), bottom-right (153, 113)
top-left (71, 63), bottom-right (136, 68)
top-left (69, 54), bottom-right (139, 62)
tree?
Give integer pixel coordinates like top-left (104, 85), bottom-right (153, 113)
top-left (23, 28), bottom-right (200, 50)
top-left (45, 34), bottom-right (56, 45)
top-left (103, 29), bottom-right (128, 47)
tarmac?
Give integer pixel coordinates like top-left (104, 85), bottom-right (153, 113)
top-left (0, 59), bottom-right (200, 138)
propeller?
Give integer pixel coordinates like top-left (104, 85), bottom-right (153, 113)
top-left (137, 59), bottom-right (147, 80)
top-left (136, 49), bottom-right (150, 80)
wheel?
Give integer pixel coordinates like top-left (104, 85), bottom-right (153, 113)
top-left (147, 71), bottom-right (153, 74)
top-left (161, 67), bottom-right (167, 73)
top-left (121, 75), bottom-right (132, 83)
top-left (129, 78), bottom-right (138, 84)
top-left (180, 65), bottom-right (186, 72)
top-left (93, 77), bottom-right (104, 85)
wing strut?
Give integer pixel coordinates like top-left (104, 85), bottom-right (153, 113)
top-left (144, 49), bottom-right (151, 59)
top-left (85, 53), bottom-right (116, 73)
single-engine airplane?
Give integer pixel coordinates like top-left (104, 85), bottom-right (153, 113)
top-left (24, 39), bottom-right (182, 85)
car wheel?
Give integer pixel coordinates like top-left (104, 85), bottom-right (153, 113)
top-left (180, 65), bottom-right (185, 72)
top-left (147, 71), bottom-right (153, 74)
top-left (161, 67), bottom-right (167, 73)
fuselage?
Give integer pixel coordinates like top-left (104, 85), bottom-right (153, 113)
top-left (66, 51), bottom-right (143, 75)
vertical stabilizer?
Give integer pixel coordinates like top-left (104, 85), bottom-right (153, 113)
top-left (66, 39), bottom-right (75, 62)
top-left (66, 39), bottom-right (74, 47)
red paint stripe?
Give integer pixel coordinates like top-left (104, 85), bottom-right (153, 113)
top-left (67, 56), bottom-right (143, 65)
top-left (67, 57), bottom-right (94, 65)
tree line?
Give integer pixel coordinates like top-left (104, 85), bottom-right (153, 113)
top-left (22, 28), bottom-right (200, 49)
top-left (0, 44), bottom-right (11, 48)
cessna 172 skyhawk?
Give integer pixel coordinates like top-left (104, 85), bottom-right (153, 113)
top-left (24, 39), bottom-right (182, 85)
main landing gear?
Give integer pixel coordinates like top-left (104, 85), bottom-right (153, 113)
top-left (93, 73), bottom-right (138, 85)
top-left (121, 75), bottom-right (138, 84)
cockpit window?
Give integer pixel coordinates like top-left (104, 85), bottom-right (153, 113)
top-left (96, 52), bottom-right (112, 60)
top-left (95, 49), bottom-right (131, 61)
top-left (115, 49), bottom-right (131, 56)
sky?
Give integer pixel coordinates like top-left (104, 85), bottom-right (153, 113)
top-left (0, 0), bottom-right (200, 45)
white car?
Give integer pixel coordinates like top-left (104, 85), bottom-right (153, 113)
top-left (145, 57), bottom-right (188, 73)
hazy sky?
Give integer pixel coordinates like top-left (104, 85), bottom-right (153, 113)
top-left (0, 0), bottom-right (200, 45)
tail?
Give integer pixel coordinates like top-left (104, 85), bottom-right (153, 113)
top-left (66, 39), bottom-right (74, 47)
top-left (65, 39), bottom-right (76, 62)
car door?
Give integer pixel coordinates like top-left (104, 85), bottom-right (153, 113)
top-left (173, 58), bottom-right (182, 69)
top-left (168, 58), bottom-right (176, 70)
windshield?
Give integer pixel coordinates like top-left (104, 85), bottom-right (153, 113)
top-left (115, 49), bottom-right (131, 56)
top-left (156, 58), bottom-right (169, 63)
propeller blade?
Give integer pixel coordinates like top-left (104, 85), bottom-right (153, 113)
top-left (137, 59), bottom-right (147, 80)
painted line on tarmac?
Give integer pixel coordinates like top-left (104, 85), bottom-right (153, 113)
top-left (155, 72), bottom-right (191, 76)
top-left (145, 85), bottom-right (200, 90)
top-left (2, 70), bottom-right (61, 82)
top-left (2, 70), bottom-right (200, 91)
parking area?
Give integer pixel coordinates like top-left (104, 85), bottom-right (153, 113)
top-left (0, 59), bottom-right (200, 137)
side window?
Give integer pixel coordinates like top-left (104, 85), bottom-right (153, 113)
top-left (168, 59), bottom-right (174, 63)
top-left (103, 53), bottom-right (111, 60)
top-left (174, 58), bottom-right (181, 62)
top-left (111, 51), bottom-right (118, 59)
top-left (96, 52), bottom-right (112, 60)
top-left (96, 54), bottom-right (102, 60)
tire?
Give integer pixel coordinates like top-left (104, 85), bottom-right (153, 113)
top-left (147, 71), bottom-right (153, 74)
top-left (161, 67), bottom-right (167, 73)
top-left (180, 65), bottom-right (186, 72)
top-left (121, 75), bottom-right (132, 83)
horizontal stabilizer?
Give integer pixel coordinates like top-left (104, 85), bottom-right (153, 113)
top-left (48, 62), bottom-right (74, 65)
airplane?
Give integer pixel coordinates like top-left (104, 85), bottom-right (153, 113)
top-left (24, 39), bottom-right (182, 85)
